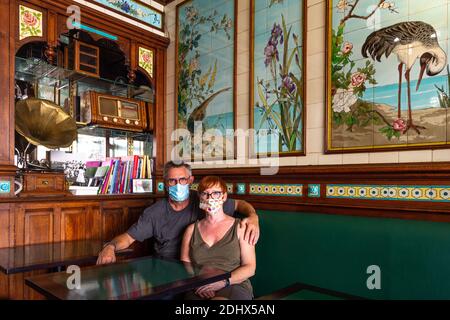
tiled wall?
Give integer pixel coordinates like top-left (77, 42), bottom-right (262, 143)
top-left (164, 0), bottom-right (450, 169)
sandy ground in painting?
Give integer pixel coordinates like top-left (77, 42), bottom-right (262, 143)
top-left (332, 103), bottom-right (449, 148)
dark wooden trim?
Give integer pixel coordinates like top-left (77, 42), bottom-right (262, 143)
top-left (0, 193), bottom-right (164, 204)
top-left (248, 0), bottom-right (307, 159)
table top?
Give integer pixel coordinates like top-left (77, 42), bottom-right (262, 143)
top-left (25, 256), bottom-right (230, 300)
top-left (0, 240), bottom-right (133, 274)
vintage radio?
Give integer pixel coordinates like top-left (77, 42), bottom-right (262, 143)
top-left (65, 40), bottom-right (100, 78)
top-left (80, 91), bottom-right (147, 132)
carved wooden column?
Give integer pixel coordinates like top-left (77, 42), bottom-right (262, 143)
top-left (0, 0), bottom-right (16, 197)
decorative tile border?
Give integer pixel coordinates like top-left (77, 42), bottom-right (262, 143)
top-left (191, 183), bottom-right (234, 194)
top-left (326, 185), bottom-right (450, 202)
top-left (249, 184), bottom-right (303, 197)
top-left (308, 184), bottom-right (320, 198)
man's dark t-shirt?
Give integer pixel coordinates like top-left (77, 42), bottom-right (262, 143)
top-left (127, 192), bottom-right (235, 259)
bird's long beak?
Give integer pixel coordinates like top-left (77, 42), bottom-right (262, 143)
top-left (416, 62), bottom-right (427, 91)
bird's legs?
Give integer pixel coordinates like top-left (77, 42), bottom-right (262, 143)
top-left (404, 68), bottom-right (426, 134)
top-left (397, 63), bottom-right (403, 119)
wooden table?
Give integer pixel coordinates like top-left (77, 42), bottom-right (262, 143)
top-left (0, 240), bottom-right (133, 274)
top-left (25, 256), bottom-right (230, 300)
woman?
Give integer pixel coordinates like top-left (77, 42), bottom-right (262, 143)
top-left (181, 176), bottom-right (256, 300)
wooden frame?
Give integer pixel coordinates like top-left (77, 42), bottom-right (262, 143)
top-left (249, 0), bottom-right (307, 158)
top-left (174, 0), bottom-right (238, 162)
top-left (325, 0), bottom-right (450, 154)
top-left (82, 0), bottom-right (165, 32)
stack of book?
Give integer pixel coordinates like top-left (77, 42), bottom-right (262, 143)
top-left (84, 156), bottom-right (154, 195)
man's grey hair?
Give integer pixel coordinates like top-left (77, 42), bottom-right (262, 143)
top-left (163, 161), bottom-right (192, 180)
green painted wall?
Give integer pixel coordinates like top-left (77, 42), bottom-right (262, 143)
top-left (252, 210), bottom-right (450, 299)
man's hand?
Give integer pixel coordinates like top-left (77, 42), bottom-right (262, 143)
top-left (96, 245), bottom-right (116, 265)
top-left (240, 216), bottom-right (259, 246)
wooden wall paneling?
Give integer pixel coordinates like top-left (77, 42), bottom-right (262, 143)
top-left (101, 207), bottom-right (126, 241)
top-left (0, 203), bottom-right (12, 299)
top-left (0, 0), bottom-right (14, 166)
top-left (60, 206), bottom-right (88, 241)
top-left (14, 203), bottom-right (57, 246)
top-left (0, 203), bottom-right (12, 248)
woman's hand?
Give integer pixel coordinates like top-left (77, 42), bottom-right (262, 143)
top-left (195, 280), bottom-right (226, 298)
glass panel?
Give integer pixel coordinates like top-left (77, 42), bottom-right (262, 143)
top-left (99, 97), bottom-right (118, 116)
top-left (120, 101), bottom-right (139, 120)
top-left (109, 134), bottom-right (128, 158)
top-left (76, 134), bottom-right (106, 161)
top-left (14, 57), bottom-right (152, 103)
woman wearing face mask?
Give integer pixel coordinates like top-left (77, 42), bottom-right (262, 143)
top-left (180, 176), bottom-right (256, 300)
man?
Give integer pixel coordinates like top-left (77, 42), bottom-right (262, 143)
top-left (97, 161), bottom-right (260, 264)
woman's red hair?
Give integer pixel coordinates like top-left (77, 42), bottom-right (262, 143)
top-left (198, 176), bottom-right (227, 194)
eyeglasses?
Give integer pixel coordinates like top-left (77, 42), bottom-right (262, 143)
top-left (199, 191), bottom-right (223, 200)
top-left (166, 177), bottom-right (190, 186)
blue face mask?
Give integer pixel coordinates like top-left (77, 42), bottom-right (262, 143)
top-left (168, 184), bottom-right (190, 202)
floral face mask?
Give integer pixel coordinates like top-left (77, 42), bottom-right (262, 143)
top-left (199, 198), bottom-right (224, 215)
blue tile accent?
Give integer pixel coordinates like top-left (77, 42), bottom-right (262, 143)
top-left (157, 182), bottom-right (165, 193)
top-left (308, 184), bottom-right (320, 197)
top-left (236, 183), bottom-right (246, 195)
top-left (0, 181), bottom-right (10, 194)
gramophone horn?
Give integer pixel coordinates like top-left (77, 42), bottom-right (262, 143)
top-left (15, 98), bottom-right (77, 149)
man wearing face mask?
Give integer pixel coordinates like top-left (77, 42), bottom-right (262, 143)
top-left (97, 161), bottom-right (260, 264)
